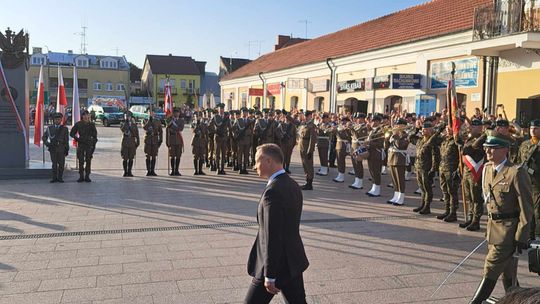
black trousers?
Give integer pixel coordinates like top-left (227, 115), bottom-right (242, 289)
top-left (244, 275), bottom-right (307, 304)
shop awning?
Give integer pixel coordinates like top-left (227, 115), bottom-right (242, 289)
top-left (467, 32), bottom-right (540, 56)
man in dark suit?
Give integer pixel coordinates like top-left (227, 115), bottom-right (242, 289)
top-left (245, 143), bottom-right (309, 304)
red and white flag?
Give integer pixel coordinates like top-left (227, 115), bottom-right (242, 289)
top-left (164, 80), bottom-right (173, 117)
top-left (448, 79), bottom-right (461, 135)
top-left (71, 66), bottom-right (81, 147)
top-left (33, 66), bottom-right (45, 146)
top-left (56, 66), bottom-right (67, 124)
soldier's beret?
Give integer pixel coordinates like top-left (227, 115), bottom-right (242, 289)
top-left (495, 119), bottom-right (509, 127)
top-left (422, 121), bottom-right (433, 128)
top-left (530, 119), bottom-right (540, 127)
top-left (262, 108), bottom-right (270, 113)
top-left (240, 107), bottom-right (248, 112)
top-left (372, 115), bottom-right (382, 122)
top-left (357, 112), bottom-right (366, 119)
top-left (275, 109), bottom-right (282, 115)
top-left (224, 111), bottom-right (230, 116)
top-left (305, 110), bottom-right (314, 117)
top-left (484, 132), bottom-right (512, 148)
top-left (282, 110), bottom-right (288, 115)
top-left (395, 118), bottom-right (407, 125)
top-left (217, 103), bottom-right (225, 109)
top-left (255, 111), bottom-right (262, 116)
top-left (52, 112), bottom-right (64, 119)
top-left (268, 111), bottom-right (275, 116)
top-left (483, 119), bottom-right (493, 126)
top-left (471, 119), bottom-right (483, 126)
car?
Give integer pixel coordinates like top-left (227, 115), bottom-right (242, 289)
top-left (88, 105), bottom-right (125, 127)
top-left (129, 105), bottom-right (166, 125)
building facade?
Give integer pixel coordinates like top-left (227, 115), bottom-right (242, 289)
top-left (220, 0), bottom-right (540, 125)
top-left (29, 48), bottom-right (130, 108)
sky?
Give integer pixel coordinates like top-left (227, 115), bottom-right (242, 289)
top-left (2, 0), bottom-right (427, 73)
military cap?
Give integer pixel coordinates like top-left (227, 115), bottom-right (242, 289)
top-left (357, 113), bottom-right (366, 119)
top-left (471, 118), bottom-right (483, 126)
top-left (372, 115), bottom-right (382, 122)
top-left (255, 110), bottom-right (262, 116)
top-left (422, 121), bottom-right (433, 128)
top-left (268, 110), bottom-right (275, 116)
top-left (240, 107), bottom-right (248, 112)
top-left (282, 110), bottom-right (288, 116)
top-left (341, 116), bottom-right (350, 122)
top-left (305, 110), bottom-right (314, 117)
top-left (216, 103), bottom-right (225, 109)
top-left (382, 115), bottom-right (390, 120)
top-left (262, 108), bottom-right (270, 113)
top-left (224, 111), bottom-right (230, 116)
top-left (405, 113), bottom-right (413, 118)
top-left (322, 113), bottom-right (329, 119)
top-left (530, 119), bottom-right (540, 127)
top-left (395, 118), bottom-right (407, 125)
top-left (81, 110), bottom-right (90, 116)
top-left (52, 112), bottom-right (64, 119)
top-left (483, 132), bottom-right (512, 148)
top-left (275, 109), bottom-right (282, 115)
top-left (483, 119), bottom-right (493, 126)
top-left (495, 119), bottom-right (509, 127)
top-left (173, 108), bottom-right (180, 113)
top-left (248, 108), bottom-right (254, 114)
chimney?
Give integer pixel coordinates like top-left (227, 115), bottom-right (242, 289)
top-left (274, 35), bottom-right (291, 51)
top-left (68, 50), bottom-right (73, 54)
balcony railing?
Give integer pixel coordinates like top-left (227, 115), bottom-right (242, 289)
top-left (47, 87), bottom-right (88, 96)
top-left (157, 87), bottom-right (199, 95)
top-left (158, 87), bottom-right (178, 94)
top-left (473, 0), bottom-right (540, 40)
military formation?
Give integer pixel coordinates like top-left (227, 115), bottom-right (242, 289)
top-left (41, 104), bottom-right (540, 303)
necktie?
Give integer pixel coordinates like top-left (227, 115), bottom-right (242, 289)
top-left (493, 168), bottom-right (497, 180)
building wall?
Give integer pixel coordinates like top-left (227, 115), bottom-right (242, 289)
top-left (152, 74), bottom-right (201, 106)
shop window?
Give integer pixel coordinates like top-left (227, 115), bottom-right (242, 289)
top-left (314, 97), bottom-right (324, 112)
top-left (255, 97), bottom-right (261, 109)
top-left (290, 96), bottom-right (299, 110)
top-left (269, 96), bottom-right (276, 109)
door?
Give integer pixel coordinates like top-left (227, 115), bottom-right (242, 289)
top-left (517, 98), bottom-right (540, 127)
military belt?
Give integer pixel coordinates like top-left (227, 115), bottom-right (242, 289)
top-left (488, 211), bottom-right (520, 220)
top-left (318, 136), bottom-right (329, 139)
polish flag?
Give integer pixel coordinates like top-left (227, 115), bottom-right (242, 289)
top-left (56, 66), bottom-right (67, 124)
top-left (164, 80), bottom-right (173, 117)
top-left (71, 67), bottom-right (80, 147)
top-left (34, 65), bottom-right (45, 146)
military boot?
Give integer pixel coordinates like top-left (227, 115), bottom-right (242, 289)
top-left (469, 278), bottom-right (497, 304)
top-left (77, 163), bottom-right (84, 182)
top-left (198, 159), bottom-right (206, 175)
top-left (122, 160), bottom-right (128, 177)
top-left (146, 159), bottom-right (151, 176)
top-left (218, 162), bottom-right (226, 175)
top-left (466, 219), bottom-right (481, 231)
top-left (301, 178), bottom-right (313, 190)
top-left (150, 158), bottom-right (157, 176)
top-left (174, 158), bottom-right (181, 176)
top-left (169, 158), bottom-right (176, 176)
top-left (412, 201), bottom-right (425, 213)
top-left (194, 159), bottom-right (200, 175)
top-left (502, 277), bottom-right (519, 293)
top-left (459, 218), bottom-right (473, 229)
top-left (444, 210), bottom-right (457, 222)
top-left (210, 160), bottom-right (217, 171)
top-left (84, 160), bottom-right (92, 182)
top-left (419, 202), bottom-right (431, 215)
top-left (127, 160), bottom-right (134, 177)
top-left (437, 207), bottom-right (450, 220)
top-left (205, 157), bottom-right (210, 168)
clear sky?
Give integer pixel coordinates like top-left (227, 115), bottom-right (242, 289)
top-left (3, 0), bottom-right (427, 73)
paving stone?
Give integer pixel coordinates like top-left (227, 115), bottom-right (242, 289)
top-left (176, 277), bottom-right (233, 292)
top-left (97, 272), bottom-right (152, 287)
top-left (14, 268), bottom-right (71, 281)
top-left (0, 280), bottom-right (41, 295)
top-left (149, 268), bottom-right (202, 282)
top-left (70, 264), bottom-right (123, 277)
top-left (171, 257), bottom-right (221, 269)
top-left (61, 286), bottom-right (122, 303)
top-left (121, 281), bottom-right (179, 297)
top-left (98, 254), bottom-right (147, 265)
top-left (47, 257), bottom-right (99, 269)
top-left (0, 290), bottom-right (63, 304)
top-left (123, 261), bottom-right (172, 273)
top-left (38, 276), bottom-right (96, 291)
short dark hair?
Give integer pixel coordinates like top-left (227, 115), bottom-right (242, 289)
top-left (257, 143), bottom-right (284, 164)
top-left (497, 287), bottom-right (540, 304)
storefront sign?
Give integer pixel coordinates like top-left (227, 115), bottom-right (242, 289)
top-left (430, 57), bottom-right (479, 89)
top-left (337, 79), bottom-right (365, 93)
top-left (415, 94), bottom-right (437, 117)
top-left (391, 73), bottom-right (422, 89)
top-left (248, 88), bottom-right (264, 96)
top-left (267, 83), bottom-right (281, 96)
top-left (373, 75), bottom-right (391, 89)
top-left (308, 79), bottom-right (329, 92)
top-left (287, 78), bottom-right (306, 90)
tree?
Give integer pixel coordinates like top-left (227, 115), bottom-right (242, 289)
top-left (128, 62), bottom-right (142, 81)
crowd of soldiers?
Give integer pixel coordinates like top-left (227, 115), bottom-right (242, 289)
top-left (42, 103), bottom-right (540, 302)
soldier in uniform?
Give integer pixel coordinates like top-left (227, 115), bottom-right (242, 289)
top-left (518, 119), bottom-right (540, 240)
top-left (328, 114), bottom-right (338, 168)
top-left (251, 110), bottom-right (262, 167)
top-left (191, 111), bottom-right (208, 175)
top-left (315, 113), bottom-right (331, 176)
top-left (333, 117), bottom-right (351, 183)
top-left (166, 108), bottom-right (185, 176)
top-left (435, 125), bottom-right (460, 222)
top-left (469, 133), bottom-right (533, 304)
top-left (350, 113), bottom-right (369, 189)
top-left (409, 121), bottom-right (439, 214)
top-left (120, 111), bottom-right (139, 177)
top-left (210, 103), bottom-right (230, 175)
top-left (43, 112), bottom-right (69, 183)
top-left (233, 107), bottom-right (253, 174)
top-left (386, 119), bottom-right (409, 206)
top-left (496, 119), bottom-right (523, 164)
top-left (229, 110), bottom-right (240, 171)
top-left (456, 119), bottom-right (486, 231)
top-left (298, 110), bottom-right (318, 190)
top-left (365, 115), bottom-right (385, 197)
top-left (143, 110), bottom-right (163, 176)
top-left (276, 111), bottom-right (297, 173)
top-left (207, 109), bottom-right (217, 171)
top-left (70, 110), bottom-right (98, 182)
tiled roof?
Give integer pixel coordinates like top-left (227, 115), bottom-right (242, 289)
top-left (222, 0), bottom-right (491, 81)
top-left (145, 55), bottom-right (204, 75)
top-left (220, 57), bottom-right (252, 73)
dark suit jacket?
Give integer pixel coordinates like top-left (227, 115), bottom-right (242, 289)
top-left (247, 172), bottom-right (309, 280)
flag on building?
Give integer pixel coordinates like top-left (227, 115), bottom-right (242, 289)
top-left (33, 66), bottom-right (45, 146)
top-left (71, 66), bottom-right (80, 147)
top-left (164, 80), bottom-right (173, 116)
top-left (56, 66), bottom-right (67, 124)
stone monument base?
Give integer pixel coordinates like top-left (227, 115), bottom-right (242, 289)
top-left (0, 161), bottom-right (59, 180)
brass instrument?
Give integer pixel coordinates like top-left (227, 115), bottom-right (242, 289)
top-left (509, 121), bottom-right (523, 139)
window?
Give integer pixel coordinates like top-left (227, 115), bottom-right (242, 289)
top-left (31, 56), bottom-right (45, 65)
top-left (93, 82), bottom-right (102, 90)
top-left (33, 78), bottom-right (39, 89)
top-left (76, 57), bottom-right (89, 68)
top-left (100, 59), bottom-right (117, 69)
top-left (180, 80), bottom-right (186, 89)
top-left (116, 83), bottom-right (125, 91)
top-left (106, 82), bottom-right (113, 91)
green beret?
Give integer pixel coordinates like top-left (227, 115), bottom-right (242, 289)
top-left (217, 103), bottom-right (225, 109)
top-left (395, 118), bottom-right (407, 125)
top-left (495, 119), bottom-right (509, 127)
top-left (471, 119), bottom-right (483, 126)
top-left (305, 110), bottom-right (314, 117)
top-left (372, 115), bottom-right (382, 122)
top-left (240, 107), bottom-right (248, 112)
top-left (422, 122), bottom-right (433, 128)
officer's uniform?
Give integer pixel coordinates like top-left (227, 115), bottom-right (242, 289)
top-left (333, 119), bottom-right (351, 183)
top-left (410, 122), bottom-right (439, 214)
top-left (166, 114), bottom-right (185, 176)
top-left (298, 112), bottom-right (318, 190)
top-left (276, 113), bottom-right (296, 173)
top-left (211, 106), bottom-right (230, 175)
top-left (386, 119), bottom-right (409, 206)
top-left (315, 118), bottom-right (331, 176)
top-left (365, 117), bottom-right (385, 197)
top-left (191, 114), bottom-right (208, 175)
top-left (70, 113), bottom-right (98, 182)
top-left (234, 109), bottom-right (253, 174)
top-left (120, 115), bottom-right (139, 177)
top-left (207, 110), bottom-right (216, 170)
top-left (143, 116), bottom-right (163, 176)
top-left (229, 112), bottom-right (239, 170)
top-left (469, 133), bottom-right (533, 304)
top-left (42, 113), bottom-right (69, 182)
top-left (251, 112), bottom-right (262, 167)
top-left (518, 119), bottom-right (540, 239)
top-left (350, 117), bottom-right (369, 189)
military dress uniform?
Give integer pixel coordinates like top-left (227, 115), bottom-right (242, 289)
top-left (410, 122), bottom-right (439, 214)
top-left (518, 119), bottom-right (540, 239)
top-left (211, 109), bottom-right (230, 175)
top-left (191, 115), bottom-right (208, 175)
top-left (70, 116), bottom-right (98, 182)
top-left (350, 122), bottom-right (369, 189)
top-left (42, 113), bottom-right (69, 183)
top-left (333, 119), bottom-right (351, 183)
top-left (229, 112), bottom-right (239, 170)
top-left (276, 114), bottom-right (297, 173)
top-left (365, 119), bottom-right (385, 197)
top-left (469, 133), bottom-right (533, 304)
top-left (435, 130), bottom-right (460, 222)
top-left (166, 115), bottom-right (185, 176)
top-left (120, 116), bottom-right (139, 177)
top-left (386, 119), bottom-right (409, 206)
top-left (233, 113), bottom-right (253, 174)
top-left (143, 117), bottom-right (163, 176)
top-left (298, 113), bottom-right (318, 190)
top-left (207, 111), bottom-right (217, 170)
top-left (315, 119), bottom-right (331, 176)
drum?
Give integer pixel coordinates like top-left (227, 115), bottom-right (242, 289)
top-left (353, 144), bottom-right (369, 160)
